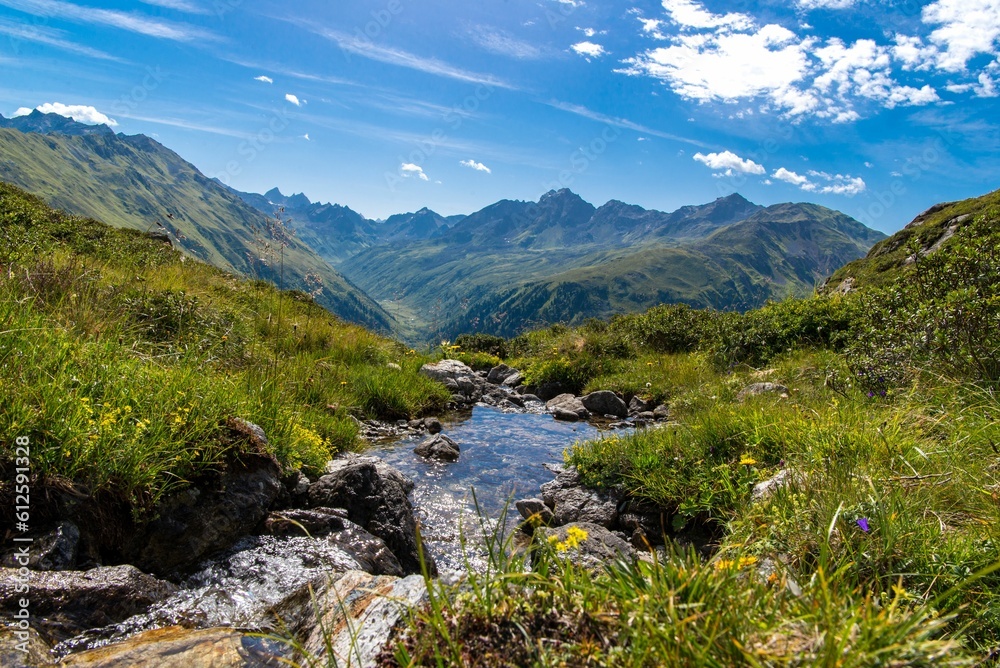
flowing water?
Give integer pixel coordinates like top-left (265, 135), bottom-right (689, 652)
top-left (55, 403), bottom-right (626, 655)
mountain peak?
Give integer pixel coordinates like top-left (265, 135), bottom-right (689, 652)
top-left (540, 188), bottom-right (584, 203)
top-left (0, 110), bottom-right (115, 137)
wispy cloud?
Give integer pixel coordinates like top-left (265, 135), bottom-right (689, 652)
top-left (116, 113), bottom-right (249, 138)
top-left (139, 0), bottom-right (210, 14)
top-left (546, 100), bottom-right (711, 148)
top-left (460, 159), bottom-right (492, 173)
top-left (0, 0), bottom-right (219, 42)
top-left (254, 75), bottom-right (274, 84)
top-left (0, 18), bottom-right (127, 62)
top-left (468, 25), bottom-right (545, 59)
top-left (307, 25), bottom-right (517, 89)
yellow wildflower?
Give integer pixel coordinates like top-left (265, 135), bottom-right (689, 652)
top-left (739, 455), bottom-right (757, 466)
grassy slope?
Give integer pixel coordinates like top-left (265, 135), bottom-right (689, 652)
top-left (0, 128), bottom-right (393, 332)
top-left (0, 183), bottom-right (448, 521)
top-left (824, 187), bottom-right (1000, 291)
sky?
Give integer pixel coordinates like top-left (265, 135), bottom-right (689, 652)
top-left (0, 0), bottom-right (998, 232)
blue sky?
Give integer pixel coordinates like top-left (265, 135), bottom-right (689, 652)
top-left (1, 0), bottom-right (998, 232)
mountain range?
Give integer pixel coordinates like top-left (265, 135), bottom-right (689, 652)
top-left (0, 111), bottom-right (887, 342)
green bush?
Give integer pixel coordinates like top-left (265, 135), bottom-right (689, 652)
top-left (454, 332), bottom-right (508, 357)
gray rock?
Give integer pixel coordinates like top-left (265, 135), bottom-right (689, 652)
top-left (540, 467), bottom-right (619, 527)
top-left (515, 498), bottom-right (554, 532)
top-left (263, 507), bottom-right (350, 537)
top-left (752, 469), bottom-right (792, 503)
top-left (128, 455), bottom-right (281, 576)
top-left (581, 391), bottom-right (628, 418)
top-left (628, 396), bottom-right (655, 414)
top-left (537, 522), bottom-right (636, 570)
top-left (637, 411), bottom-right (655, 420)
top-left (736, 382), bottom-right (789, 402)
top-left (419, 359), bottom-right (484, 402)
top-left (325, 454), bottom-right (415, 495)
top-left (413, 434), bottom-right (461, 462)
top-left (501, 371), bottom-right (524, 388)
top-left (309, 457), bottom-right (432, 575)
top-left (486, 364), bottom-right (518, 385)
top-left (545, 394), bottom-right (590, 421)
top-left (424, 417), bottom-right (443, 434)
top-left (386, 362), bottom-right (402, 370)
top-left (531, 382), bottom-right (568, 401)
top-left (652, 405), bottom-right (670, 420)
top-left (2, 521), bottom-right (79, 571)
top-left (0, 565), bottom-right (176, 638)
top-left (520, 394), bottom-right (542, 404)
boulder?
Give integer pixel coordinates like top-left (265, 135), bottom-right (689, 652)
top-left (531, 382), bottom-right (568, 401)
top-left (501, 372), bottom-right (524, 388)
top-left (752, 469), bottom-right (792, 503)
top-left (736, 382), bottom-right (789, 402)
top-left (419, 360), bottom-right (484, 402)
top-left (628, 396), bottom-right (655, 414)
top-left (581, 391), bottom-right (628, 418)
top-left (2, 521), bottom-right (79, 571)
top-left (0, 626), bottom-right (53, 667)
top-left (324, 454), bottom-right (415, 495)
top-left (516, 498), bottom-right (554, 534)
top-left (545, 394), bottom-right (590, 421)
top-left (537, 522), bottom-right (636, 570)
top-left (413, 434), bottom-right (461, 462)
top-left (309, 457), bottom-right (432, 575)
top-left (652, 405), bottom-right (671, 420)
top-left (486, 364), bottom-right (518, 385)
top-left (424, 417), bottom-right (443, 434)
top-left (58, 626), bottom-right (277, 668)
top-left (0, 565), bottom-right (176, 640)
top-left (127, 455), bottom-right (281, 576)
top-left (540, 467), bottom-right (619, 528)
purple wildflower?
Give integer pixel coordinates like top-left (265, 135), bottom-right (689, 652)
top-left (857, 517), bottom-right (870, 533)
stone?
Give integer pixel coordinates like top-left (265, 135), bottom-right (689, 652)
top-left (264, 507), bottom-right (349, 537)
top-left (419, 360), bottom-right (484, 402)
top-left (520, 394), bottom-right (542, 404)
top-left (0, 565), bottom-right (176, 640)
top-left (652, 405), bottom-right (670, 420)
top-left (501, 372), bottom-right (524, 388)
top-left (545, 394), bottom-right (590, 421)
top-left (386, 362), bottom-right (402, 370)
top-left (752, 469), bottom-right (792, 503)
top-left (486, 364), bottom-right (518, 385)
top-left (540, 467), bottom-right (619, 528)
top-left (736, 382), bottom-right (789, 402)
top-left (127, 455), bottom-right (281, 576)
top-left (309, 457), bottom-right (432, 575)
top-left (424, 417), bottom-right (443, 434)
top-left (628, 396), bottom-right (655, 414)
top-left (413, 434), bottom-right (461, 462)
top-left (515, 498), bottom-right (554, 533)
top-left (58, 626), bottom-right (278, 667)
top-left (537, 522), bottom-right (636, 570)
top-left (531, 382), bottom-right (567, 401)
top-left (324, 454), bottom-right (415, 495)
top-left (0, 626), bottom-right (53, 667)
top-left (2, 521), bottom-right (79, 571)
top-left (270, 570), bottom-right (427, 667)
top-left (580, 391), bottom-right (628, 418)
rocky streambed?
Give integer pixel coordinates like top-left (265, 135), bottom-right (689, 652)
top-left (1, 359), bottom-right (680, 667)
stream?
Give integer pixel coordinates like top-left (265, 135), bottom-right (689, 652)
top-left (53, 405), bottom-right (625, 656)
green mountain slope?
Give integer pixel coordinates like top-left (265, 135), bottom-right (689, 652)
top-left (0, 124), bottom-right (392, 332)
top-left (823, 188), bottom-right (1000, 293)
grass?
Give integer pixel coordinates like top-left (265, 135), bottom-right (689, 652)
top-left (0, 182), bottom-right (449, 519)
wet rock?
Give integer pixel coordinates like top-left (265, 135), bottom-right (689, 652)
top-left (637, 411), bottom-right (655, 420)
top-left (424, 417), bottom-right (443, 434)
top-left (419, 360), bottom-right (484, 402)
top-left (263, 507), bottom-right (349, 537)
top-left (324, 454), bottom-right (414, 495)
top-left (581, 391), bottom-right (628, 418)
top-left (275, 471), bottom-right (311, 510)
top-left (272, 570), bottom-right (426, 667)
top-left (520, 394), bottom-right (542, 404)
top-left (752, 469), bottom-right (792, 503)
top-left (0, 565), bottom-right (176, 641)
top-left (57, 626), bottom-right (279, 667)
top-left (128, 455), bottom-right (281, 576)
top-left (537, 522), bottom-right (636, 570)
top-left (545, 394), bottom-right (590, 421)
top-left (262, 510), bottom-right (403, 574)
top-left (0, 626), bottom-right (53, 667)
top-left (540, 467), bottom-right (619, 528)
top-left (309, 457), bottom-right (432, 575)
top-left (2, 521), bottom-right (79, 572)
top-left (501, 372), bottom-right (524, 388)
top-left (628, 396), bottom-right (655, 414)
top-left (413, 434), bottom-right (461, 462)
top-left (486, 364), bottom-right (518, 385)
top-left (619, 509), bottom-right (666, 545)
top-left (505, 393), bottom-right (525, 407)
top-left (736, 382), bottom-right (789, 402)
top-left (652, 405), bottom-right (671, 420)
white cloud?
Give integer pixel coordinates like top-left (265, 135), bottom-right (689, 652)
top-left (14, 102), bottom-right (117, 126)
top-left (639, 18), bottom-right (668, 40)
top-left (470, 26), bottom-right (544, 59)
top-left (796, 0), bottom-right (856, 9)
top-left (309, 25), bottom-right (516, 89)
top-left (923, 0), bottom-right (1000, 72)
top-left (0, 0), bottom-right (218, 42)
top-left (660, 0), bottom-right (754, 31)
top-left (254, 75), bottom-right (274, 84)
top-left (401, 163), bottom-right (429, 181)
top-left (772, 167), bottom-right (865, 195)
top-left (285, 94), bottom-right (302, 106)
top-left (460, 159), bottom-right (492, 173)
top-left (571, 41), bottom-right (607, 58)
top-left (693, 150), bottom-right (765, 175)
top-left (303, 133), bottom-right (310, 141)
top-left (139, 0), bottom-right (209, 14)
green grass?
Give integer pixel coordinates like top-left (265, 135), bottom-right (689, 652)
top-left (0, 182), bottom-right (448, 517)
